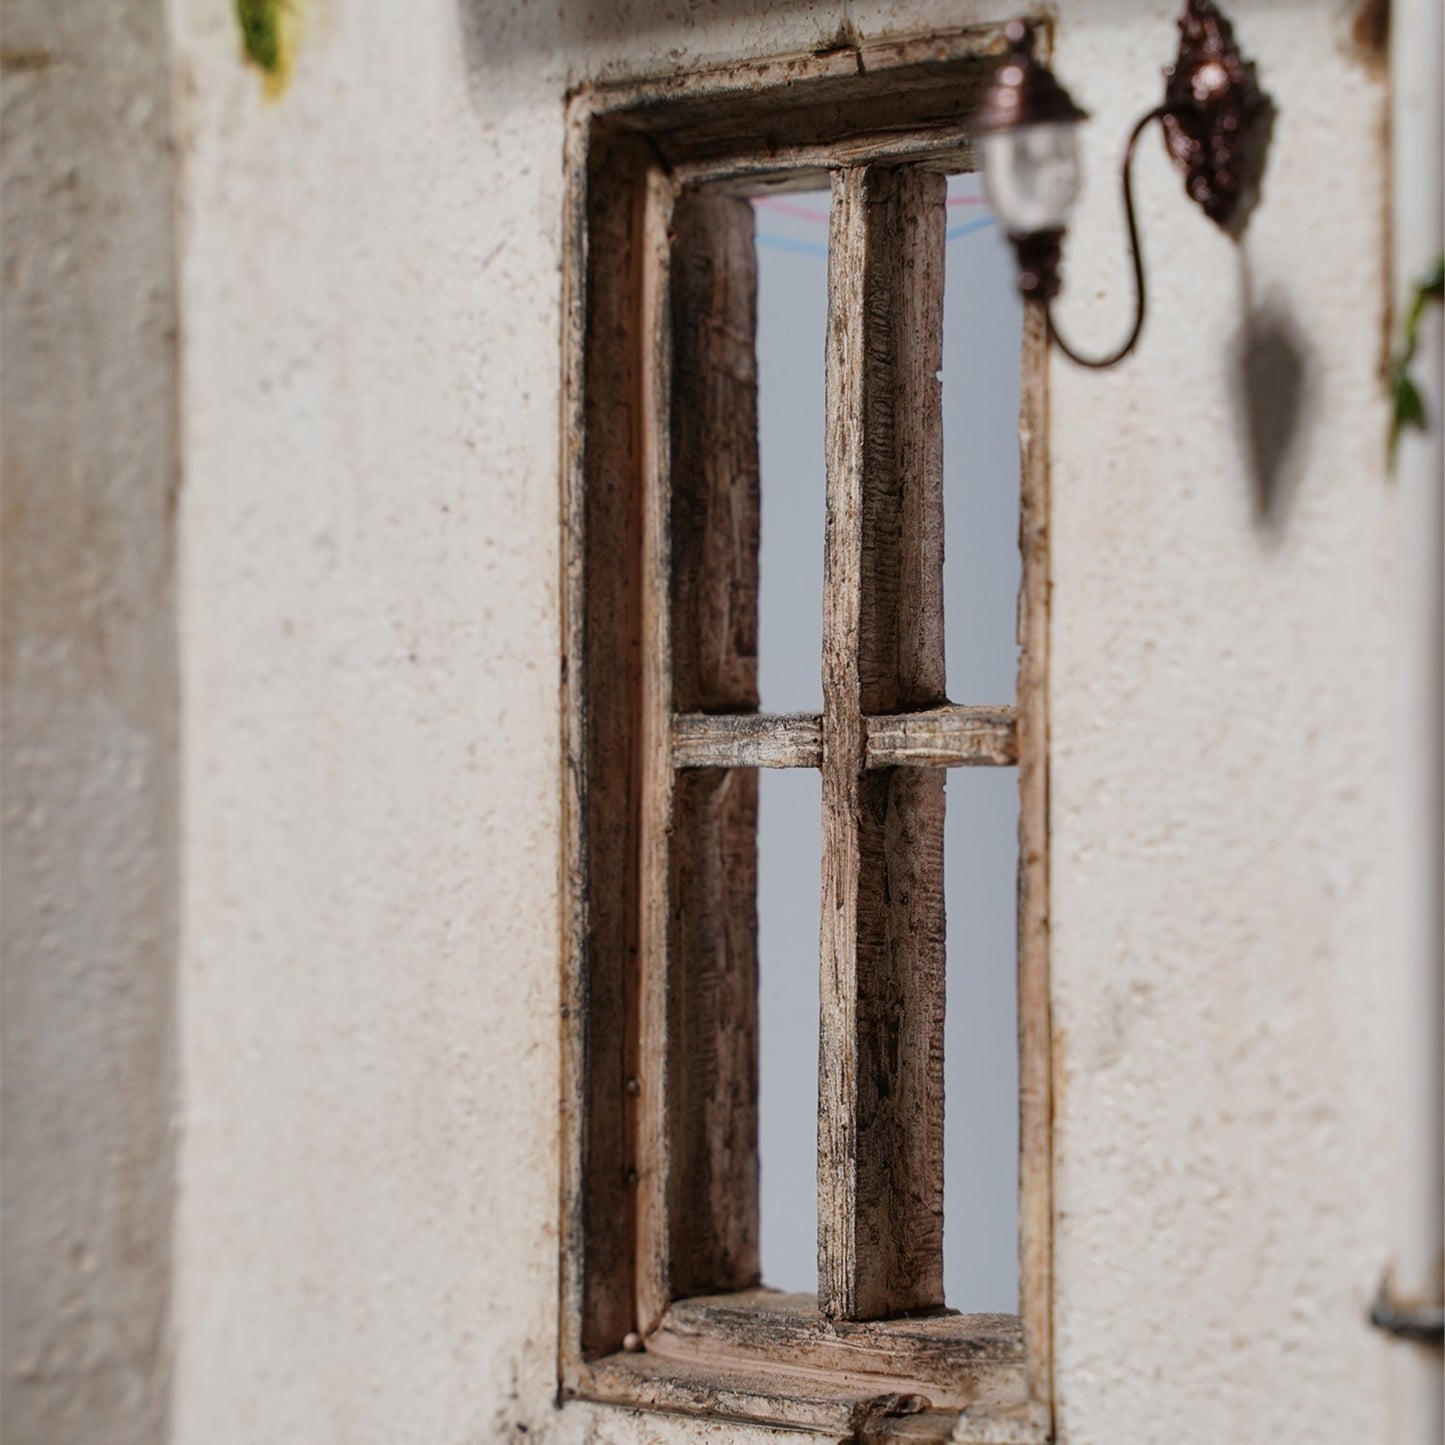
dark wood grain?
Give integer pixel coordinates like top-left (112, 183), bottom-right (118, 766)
top-left (561, 125), bottom-right (652, 1366)
top-left (820, 165), bottom-right (948, 1322)
top-left (672, 712), bottom-right (823, 769)
top-left (573, 1294), bottom-right (1028, 1436)
top-left (865, 705), bottom-right (1017, 768)
top-left (646, 188), bottom-right (763, 1315)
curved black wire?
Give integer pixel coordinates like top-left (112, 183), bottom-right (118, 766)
top-left (1046, 104), bottom-right (1179, 370)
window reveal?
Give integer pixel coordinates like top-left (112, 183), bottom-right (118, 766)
top-left (561, 28), bottom-right (1053, 1441)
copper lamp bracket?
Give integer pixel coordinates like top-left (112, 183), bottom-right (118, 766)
top-left (972, 0), bottom-right (1274, 366)
top-left (1160, 0), bottom-right (1273, 235)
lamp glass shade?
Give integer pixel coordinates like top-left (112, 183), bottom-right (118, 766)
top-left (980, 121), bottom-right (1082, 235)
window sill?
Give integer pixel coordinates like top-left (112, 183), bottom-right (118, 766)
top-left (566, 1290), bottom-right (1039, 1441)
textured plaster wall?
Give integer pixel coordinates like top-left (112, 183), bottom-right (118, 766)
top-left (101, 1), bottom-right (1406, 1443)
top-left (1, 4), bottom-right (180, 1442)
top-left (1047, 11), bottom-right (1402, 1442)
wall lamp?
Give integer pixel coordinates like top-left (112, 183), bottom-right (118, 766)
top-left (973, 0), bottom-right (1272, 368)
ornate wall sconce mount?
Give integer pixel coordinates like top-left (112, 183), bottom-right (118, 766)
top-left (974, 0), bottom-right (1274, 368)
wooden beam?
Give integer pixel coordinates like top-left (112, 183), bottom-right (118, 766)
top-left (819, 164), bottom-right (948, 1322)
top-left (573, 1292), bottom-right (1030, 1437)
top-left (1015, 306), bottom-right (1053, 1425)
top-left (655, 1291), bottom-right (1023, 1389)
top-left (584, 29), bottom-right (1010, 178)
top-left (576, 1354), bottom-right (1016, 1440)
top-left (672, 712), bottom-right (823, 769)
top-left (561, 126), bottom-right (652, 1366)
top-left (665, 768), bottom-right (760, 1299)
top-left (639, 186), bottom-right (764, 1327)
top-left (634, 163), bottom-right (680, 1336)
top-left (865, 705), bottom-right (1017, 768)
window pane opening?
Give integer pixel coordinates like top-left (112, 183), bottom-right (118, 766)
top-left (753, 190), bottom-right (828, 715)
top-left (942, 171), bottom-right (1023, 704)
top-left (940, 169), bottom-right (1023, 1312)
top-left (943, 764), bottom-right (1020, 1313)
top-left (756, 765), bottom-right (821, 1296)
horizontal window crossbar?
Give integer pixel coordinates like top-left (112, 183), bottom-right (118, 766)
top-left (672, 712), bottom-right (824, 768)
top-left (865, 705), bottom-right (1017, 768)
top-left (670, 705), bottom-right (1016, 771)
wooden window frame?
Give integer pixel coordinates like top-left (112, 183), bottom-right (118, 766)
top-left (560, 25), bottom-right (1053, 1442)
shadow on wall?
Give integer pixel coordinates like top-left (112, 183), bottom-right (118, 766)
top-left (1, 3), bottom-right (181, 1441)
top-left (452, 0), bottom-right (1357, 94)
top-left (477, 0), bottom-right (1319, 543)
top-left (1231, 249), bottom-right (1314, 543)
top-left (455, 0), bottom-right (846, 95)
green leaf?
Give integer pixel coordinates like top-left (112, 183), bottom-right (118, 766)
top-left (1388, 253), bottom-right (1443, 469)
top-left (1422, 254), bottom-right (1444, 302)
top-left (1394, 374), bottom-right (1426, 429)
top-left (1390, 373), bottom-right (1427, 462)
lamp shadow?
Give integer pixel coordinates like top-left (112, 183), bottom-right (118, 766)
top-left (1230, 248), bottom-right (1314, 544)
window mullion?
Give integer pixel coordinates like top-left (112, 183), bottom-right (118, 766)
top-left (638, 180), bottom-right (765, 1338)
top-left (635, 162), bottom-right (679, 1337)
top-left (819, 163), bottom-right (949, 1322)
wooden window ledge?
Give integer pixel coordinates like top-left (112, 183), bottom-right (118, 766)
top-left (567, 1291), bottom-right (1036, 1440)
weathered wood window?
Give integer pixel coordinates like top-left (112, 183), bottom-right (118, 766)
top-left (562, 27), bottom-right (1051, 1442)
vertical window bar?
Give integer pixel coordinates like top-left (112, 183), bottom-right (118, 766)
top-left (666, 187), bottom-right (763, 1305)
top-left (635, 162), bottom-right (679, 1337)
top-left (1015, 306), bottom-right (1053, 1419)
top-left (819, 165), bottom-right (948, 1321)
top-left (568, 128), bottom-right (654, 1363)
top-left (639, 183), bottom-right (765, 1335)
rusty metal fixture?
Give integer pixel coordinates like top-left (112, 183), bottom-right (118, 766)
top-left (1013, 229), bottom-right (1066, 303)
top-left (1011, 229), bottom-right (1065, 302)
top-left (1369, 1276), bottom-right (1445, 1346)
top-left (972, 18), bottom-right (1089, 135)
top-left (973, 2), bottom-right (1273, 369)
top-left (1047, 105), bottom-right (1165, 370)
top-left (1161, 0), bottom-right (1273, 234)
top-left (969, 21), bottom-right (1088, 312)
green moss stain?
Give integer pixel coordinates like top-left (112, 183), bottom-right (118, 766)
top-left (236, 0), bottom-right (297, 95)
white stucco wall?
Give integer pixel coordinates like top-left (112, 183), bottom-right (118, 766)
top-left (2, 5), bottom-right (180, 1442)
top-left (5, 1), bottom-right (1423, 1443)
top-left (1048, 10), bottom-right (1405, 1442)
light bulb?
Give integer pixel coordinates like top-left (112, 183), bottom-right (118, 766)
top-left (980, 121), bottom-right (1082, 235)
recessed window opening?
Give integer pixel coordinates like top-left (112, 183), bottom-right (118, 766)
top-left (563, 42), bottom-right (1053, 1437)
top-left (944, 767), bottom-right (1020, 1311)
top-left (941, 169), bottom-right (1023, 1312)
top-left (754, 190), bottom-right (828, 714)
top-left (757, 766), bottom-right (822, 1296)
top-left (943, 172), bottom-right (1023, 704)
top-left (752, 186), bottom-right (828, 1297)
